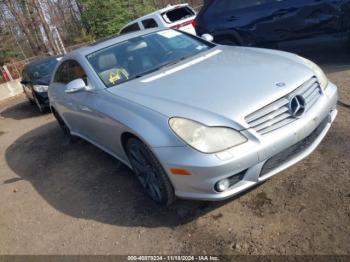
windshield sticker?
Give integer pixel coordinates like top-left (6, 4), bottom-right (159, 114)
top-left (157, 30), bottom-right (181, 39)
top-left (108, 69), bottom-right (130, 85)
top-left (109, 72), bottom-right (121, 84)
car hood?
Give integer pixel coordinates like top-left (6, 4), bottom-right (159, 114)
top-left (32, 75), bottom-right (51, 86)
top-left (107, 46), bottom-right (314, 129)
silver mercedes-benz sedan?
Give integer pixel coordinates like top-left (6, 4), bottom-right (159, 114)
top-left (49, 28), bottom-right (338, 205)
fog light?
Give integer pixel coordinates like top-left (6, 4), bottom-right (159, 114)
top-left (215, 179), bottom-right (230, 192)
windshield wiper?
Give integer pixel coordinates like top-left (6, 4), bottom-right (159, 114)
top-left (158, 56), bottom-right (188, 70)
top-left (130, 67), bottom-right (164, 81)
top-left (130, 56), bottom-right (189, 80)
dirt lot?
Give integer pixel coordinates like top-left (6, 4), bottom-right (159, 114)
top-left (0, 45), bottom-right (349, 255)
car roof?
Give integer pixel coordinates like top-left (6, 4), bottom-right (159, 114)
top-left (121, 3), bottom-right (191, 28)
top-left (25, 55), bottom-right (62, 69)
top-left (70, 28), bottom-right (164, 57)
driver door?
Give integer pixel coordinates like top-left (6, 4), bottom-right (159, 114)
top-left (62, 60), bottom-right (119, 153)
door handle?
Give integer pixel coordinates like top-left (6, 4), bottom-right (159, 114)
top-left (273, 9), bottom-right (293, 17)
top-left (227, 15), bottom-right (238, 22)
top-left (274, 10), bottom-right (288, 16)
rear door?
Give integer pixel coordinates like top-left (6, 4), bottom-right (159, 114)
top-left (201, 0), bottom-right (288, 44)
top-left (200, 0), bottom-right (344, 45)
top-left (268, 0), bottom-right (343, 41)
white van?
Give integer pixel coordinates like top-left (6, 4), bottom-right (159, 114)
top-left (119, 4), bottom-right (197, 35)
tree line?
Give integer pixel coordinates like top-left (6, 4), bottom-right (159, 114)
top-left (0, 0), bottom-right (203, 65)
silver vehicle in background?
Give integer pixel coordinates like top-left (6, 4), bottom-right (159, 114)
top-left (119, 4), bottom-right (197, 35)
top-left (49, 29), bottom-right (338, 205)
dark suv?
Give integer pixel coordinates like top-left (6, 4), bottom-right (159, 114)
top-left (194, 0), bottom-right (350, 47)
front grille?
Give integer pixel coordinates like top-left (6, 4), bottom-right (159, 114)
top-left (260, 116), bottom-right (329, 177)
top-left (245, 77), bottom-right (322, 135)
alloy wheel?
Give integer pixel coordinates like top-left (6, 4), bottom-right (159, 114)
top-left (128, 144), bottom-right (162, 202)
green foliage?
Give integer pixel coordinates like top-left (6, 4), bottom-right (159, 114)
top-left (81, 0), bottom-right (156, 39)
top-left (73, 28), bottom-right (95, 44)
top-left (0, 35), bottom-right (23, 65)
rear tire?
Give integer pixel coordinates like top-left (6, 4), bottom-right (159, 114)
top-left (125, 138), bottom-right (175, 206)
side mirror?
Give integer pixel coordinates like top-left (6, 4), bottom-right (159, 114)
top-left (65, 78), bottom-right (87, 94)
top-left (201, 33), bottom-right (214, 42)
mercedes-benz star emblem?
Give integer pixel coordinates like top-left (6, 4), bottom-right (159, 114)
top-left (289, 95), bottom-right (306, 118)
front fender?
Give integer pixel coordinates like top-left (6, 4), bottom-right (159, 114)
top-left (99, 90), bottom-right (184, 149)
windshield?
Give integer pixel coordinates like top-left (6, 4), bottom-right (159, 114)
top-left (86, 30), bottom-right (214, 88)
top-left (28, 58), bottom-right (60, 79)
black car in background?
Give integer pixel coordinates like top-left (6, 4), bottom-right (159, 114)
top-left (21, 56), bottom-right (61, 112)
top-left (194, 0), bottom-right (350, 48)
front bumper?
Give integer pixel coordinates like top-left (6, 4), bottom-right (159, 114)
top-left (34, 91), bottom-right (49, 107)
top-left (152, 82), bottom-right (338, 201)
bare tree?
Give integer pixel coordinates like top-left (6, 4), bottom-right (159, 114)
top-left (3, 0), bottom-right (41, 55)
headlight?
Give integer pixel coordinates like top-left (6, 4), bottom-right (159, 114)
top-left (169, 118), bottom-right (247, 154)
top-left (33, 85), bottom-right (48, 92)
top-left (298, 56), bottom-right (328, 90)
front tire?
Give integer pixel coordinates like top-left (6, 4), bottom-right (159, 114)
top-left (125, 138), bottom-right (175, 206)
top-left (27, 97), bottom-right (35, 105)
top-left (33, 93), bottom-right (46, 113)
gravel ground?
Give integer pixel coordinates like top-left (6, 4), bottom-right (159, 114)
top-left (0, 45), bottom-right (349, 255)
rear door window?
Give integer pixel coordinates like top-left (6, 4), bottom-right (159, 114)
top-left (142, 18), bottom-right (158, 29)
top-left (162, 6), bottom-right (195, 23)
top-left (209, 0), bottom-right (271, 14)
top-left (120, 23), bottom-right (141, 35)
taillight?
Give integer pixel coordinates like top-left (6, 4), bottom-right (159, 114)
top-left (192, 20), bottom-right (198, 27)
top-left (171, 20), bottom-right (194, 30)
